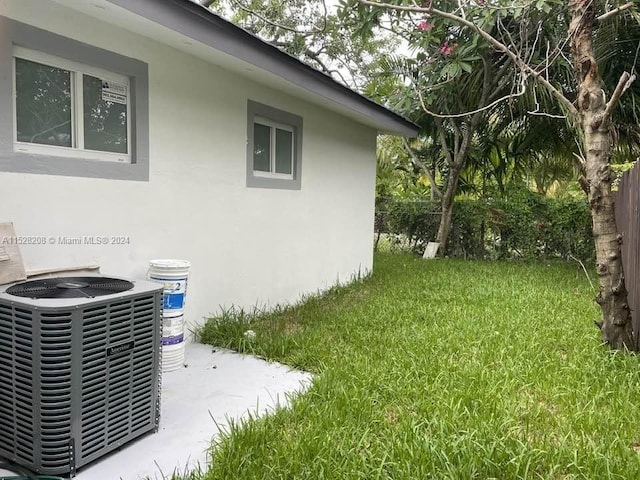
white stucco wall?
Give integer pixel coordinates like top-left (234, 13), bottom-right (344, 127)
top-left (0, 0), bottom-right (378, 328)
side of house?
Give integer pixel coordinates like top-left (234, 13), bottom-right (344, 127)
top-left (0, 0), bottom-right (413, 327)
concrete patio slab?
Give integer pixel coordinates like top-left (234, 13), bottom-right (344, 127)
top-left (86, 343), bottom-right (311, 480)
top-left (0, 343), bottom-right (312, 480)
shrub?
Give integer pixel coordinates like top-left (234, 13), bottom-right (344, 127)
top-left (376, 192), bottom-right (594, 261)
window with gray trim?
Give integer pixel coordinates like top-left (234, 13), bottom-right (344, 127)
top-left (0, 16), bottom-right (149, 181)
top-left (14, 47), bottom-right (131, 162)
top-left (246, 100), bottom-right (302, 190)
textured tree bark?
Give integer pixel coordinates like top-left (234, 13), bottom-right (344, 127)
top-left (570, 0), bottom-right (634, 349)
top-left (436, 164), bottom-right (462, 255)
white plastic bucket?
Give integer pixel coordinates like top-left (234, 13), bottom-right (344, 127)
top-left (162, 311), bottom-right (185, 345)
top-left (162, 342), bottom-right (186, 372)
top-left (161, 311), bottom-right (185, 372)
top-left (148, 259), bottom-right (191, 372)
top-left (148, 259), bottom-right (191, 312)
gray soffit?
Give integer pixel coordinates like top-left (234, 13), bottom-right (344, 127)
top-left (105, 0), bottom-right (419, 137)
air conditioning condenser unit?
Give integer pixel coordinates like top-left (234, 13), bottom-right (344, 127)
top-left (0, 276), bottom-right (163, 476)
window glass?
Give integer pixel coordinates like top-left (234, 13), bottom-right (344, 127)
top-left (83, 75), bottom-right (128, 154)
top-left (247, 101), bottom-right (302, 189)
top-left (275, 128), bottom-right (293, 175)
top-left (253, 123), bottom-right (271, 172)
top-left (15, 58), bottom-right (72, 147)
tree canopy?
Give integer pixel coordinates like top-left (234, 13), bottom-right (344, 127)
top-left (211, 0), bottom-right (398, 89)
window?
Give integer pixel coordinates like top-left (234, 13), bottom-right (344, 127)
top-left (247, 100), bottom-right (302, 190)
top-left (13, 47), bottom-right (130, 163)
top-left (253, 117), bottom-right (294, 178)
top-left (0, 17), bottom-right (149, 181)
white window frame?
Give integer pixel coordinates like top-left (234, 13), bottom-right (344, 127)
top-left (246, 100), bottom-right (302, 190)
top-left (253, 116), bottom-right (295, 180)
top-left (12, 46), bottom-right (132, 164)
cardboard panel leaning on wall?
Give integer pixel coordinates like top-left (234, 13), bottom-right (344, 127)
top-left (0, 223), bottom-right (27, 284)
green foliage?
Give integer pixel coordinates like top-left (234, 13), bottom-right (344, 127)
top-left (341, 0), bottom-right (640, 213)
top-left (612, 161), bottom-right (637, 190)
top-left (211, 0), bottom-right (397, 89)
top-left (340, 0), bottom-right (596, 253)
top-left (376, 136), bottom-right (436, 201)
top-left (377, 190), bottom-right (593, 260)
top-left (185, 254), bottom-right (640, 479)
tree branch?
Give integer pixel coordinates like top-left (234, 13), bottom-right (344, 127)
top-left (413, 71), bottom-right (528, 119)
top-left (450, 116), bottom-right (461, 159)
top-left (228, 0), bottom-right (328, 34)
top-left (356, 0), bottom-right (579, 118)
top-left (434, 118), bottom-right (455, 167)
top-left (597, 2), bottom-right (634, 23)
top-left (603, 71), bottom-right (636, 121)
top-left (402, 138), bottom-right (442, 198)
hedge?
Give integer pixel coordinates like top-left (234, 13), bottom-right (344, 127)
top-left (375, 191), bottom-right (594, 260)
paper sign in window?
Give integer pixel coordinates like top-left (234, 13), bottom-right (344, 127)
top-left (101, 80), bottom-right (127, 105)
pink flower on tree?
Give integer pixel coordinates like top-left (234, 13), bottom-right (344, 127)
top-left (439, 41), bottom-right (457, 56)
top-left (417, 20), bottom-right (434, 32)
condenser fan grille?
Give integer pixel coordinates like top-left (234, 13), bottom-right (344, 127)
top-left (6, 277), bottom-right (135, 299)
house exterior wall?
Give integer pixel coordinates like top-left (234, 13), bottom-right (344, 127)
top-left (0, 1), bottom-right (378, 327)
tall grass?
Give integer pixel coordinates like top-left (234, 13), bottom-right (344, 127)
top-left (194, 253), bottom-right (640, 479)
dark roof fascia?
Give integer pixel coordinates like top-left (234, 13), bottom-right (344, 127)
top-left (105, 0), bottom-right (419, 137)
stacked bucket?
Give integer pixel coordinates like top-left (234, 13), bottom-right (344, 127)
top-left (148, 259), bottom-right (191, 372)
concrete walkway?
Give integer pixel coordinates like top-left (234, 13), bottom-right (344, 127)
top-left (83, 344), bottom-right (311, 480)
top-left (0, 344), bottom-right (311, 480)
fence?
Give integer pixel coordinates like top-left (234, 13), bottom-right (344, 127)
top-left (615, 163), bottom-right (640, 349)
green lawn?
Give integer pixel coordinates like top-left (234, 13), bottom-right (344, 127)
top-left (193, 253), bottom-right (640, 479)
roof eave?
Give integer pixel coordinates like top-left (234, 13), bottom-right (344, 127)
top-left (105, 0), bottom-right (419, 137)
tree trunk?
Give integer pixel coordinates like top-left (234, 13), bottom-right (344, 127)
top-left (570, 0), bottom-right (634, 349)
top-left (436, 166), bottom-right (462, 256)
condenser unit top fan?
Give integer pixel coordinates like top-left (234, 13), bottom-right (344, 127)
top-left (6, 276), bottom-right (134, 299)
